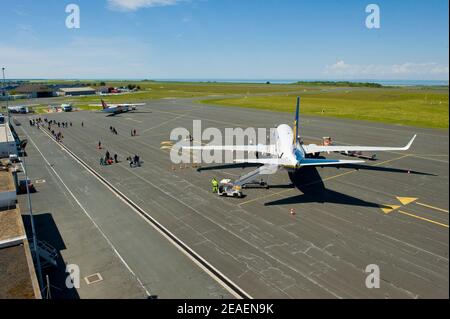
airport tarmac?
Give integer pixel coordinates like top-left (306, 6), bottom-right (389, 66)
top-left (13, 97), bottom-right (449, 298)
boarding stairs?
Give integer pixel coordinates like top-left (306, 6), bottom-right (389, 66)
top-left (234, 164), bottom-right (277, 188)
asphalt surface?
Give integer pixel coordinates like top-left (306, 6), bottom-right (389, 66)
top-left (15, 118), bottom-right (234, 299)
top-left (13, 97), bottom-right (449, 298)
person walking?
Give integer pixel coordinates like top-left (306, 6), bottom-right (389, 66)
top-left (128, 156), bottom-right (134, 168)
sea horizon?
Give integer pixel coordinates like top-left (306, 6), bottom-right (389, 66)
top-left (5, 78), bottom-right (449, 87)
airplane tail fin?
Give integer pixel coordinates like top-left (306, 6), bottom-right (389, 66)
top-left (101, 99), bottom-right (107, 109)
top-left (293, 97), bottom-right (300, 145)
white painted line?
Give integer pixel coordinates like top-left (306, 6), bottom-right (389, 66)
top-left (21, 128), bottom-right (152, 297)
top-left (36, 126), bottom-right (249, 299)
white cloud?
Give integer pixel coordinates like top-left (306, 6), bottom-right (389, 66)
top-left (107, 0), bottom-right (183, 11)
top-left (0, 37), bottom-right (153, 79)
top-left (326, 60), bottom-right (449, 78)
top-left (392, 62), bottom-right (449, 75)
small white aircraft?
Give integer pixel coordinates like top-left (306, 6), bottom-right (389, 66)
top-left (183, 97), bottom-right (416, 181)
top-left (89, 99), bottom-right (146, 115)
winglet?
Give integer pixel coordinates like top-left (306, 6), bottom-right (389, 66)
top-left (401, 134), bottom-right (417, 151)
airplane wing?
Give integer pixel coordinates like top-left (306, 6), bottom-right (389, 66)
top-left (119, 103), bottom-right (146, 107)
top-left (88, 103), bottom-right (145, 107)
top-left (89, 103), bottom-right (113, 107)
top-left (302, 135), bottom-right (416, 155)
top-left (182, 144), bottom-right (276, 155)
top-left (234, 158), bottom-right (365, 167)
top-left (234, 158), bottom-right (290, 165)
top-left (298, 158), bottom-right (365, 167)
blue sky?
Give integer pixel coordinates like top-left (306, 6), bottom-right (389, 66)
top-left (1, 0), bottom-right (448, 80)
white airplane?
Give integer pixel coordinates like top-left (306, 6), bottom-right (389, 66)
top-left (89, 99), bottom-right (146, 115)
top-left (183, 97), bottom-right (416, 180)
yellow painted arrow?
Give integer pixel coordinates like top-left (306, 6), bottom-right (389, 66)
top-left (381, 205), bottom-right (401, 214)
top-left (396, 197), bottom-right (418, 206)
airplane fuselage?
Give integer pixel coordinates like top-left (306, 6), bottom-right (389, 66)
top-left (275, 124), bottom-right (304, 169)
top-left (103, 105), bottom-right (129, 114)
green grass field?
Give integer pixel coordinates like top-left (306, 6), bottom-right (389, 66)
top-left (58, 81), bottom-right (322, 105)
top-left (46, 80), bottom-right (324, 111)
top-left (35, 80), bottom-right (449, 129)
top-left (202, 87), bottom-right (449, 129)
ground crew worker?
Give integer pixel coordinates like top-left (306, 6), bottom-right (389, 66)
top-left (211, 177), bottom-right (219, 193)
top-left (114, 154), bottom-right (118, 163)
top-left (100, 157), bottom-right (104, 166)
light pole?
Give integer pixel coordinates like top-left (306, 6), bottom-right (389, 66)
top-left (22, 153), bottom-right (44, 295)
top-left (2, 67), bottom-right (9, 112)
top-left (2, 68), bottom-right (9, 145)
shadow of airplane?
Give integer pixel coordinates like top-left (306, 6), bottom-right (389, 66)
top-left (105, 111), bottom-right (152, 117)
top-left (194, 158), bottom-right (435, 208)
top-left (196, 163), bottom-right (262, 172)
top-left (329, 163), bottom-right (436, 176)
top-left (264, 167), bottom-right (384, 208)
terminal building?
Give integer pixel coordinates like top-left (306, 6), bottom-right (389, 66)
top-left (0, 160), bottom-right (41, 299)
top-left (0, 116), bottom-right (18, 158)
top-left (0, 122), bottom-right (41, 298)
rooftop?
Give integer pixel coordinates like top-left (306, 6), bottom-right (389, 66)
top-left (59, 87), bottom-right (95, 92)
top-left (0, 245), bottom-right (37, 299)
top-left (0, 123), bottom-right (16, 144)
top-left (0, 164), bottom-right (15, 193)
top-left (0, 167), bottom-right (41, 299)
top-left (0, 208), bottom-right (26, 247)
